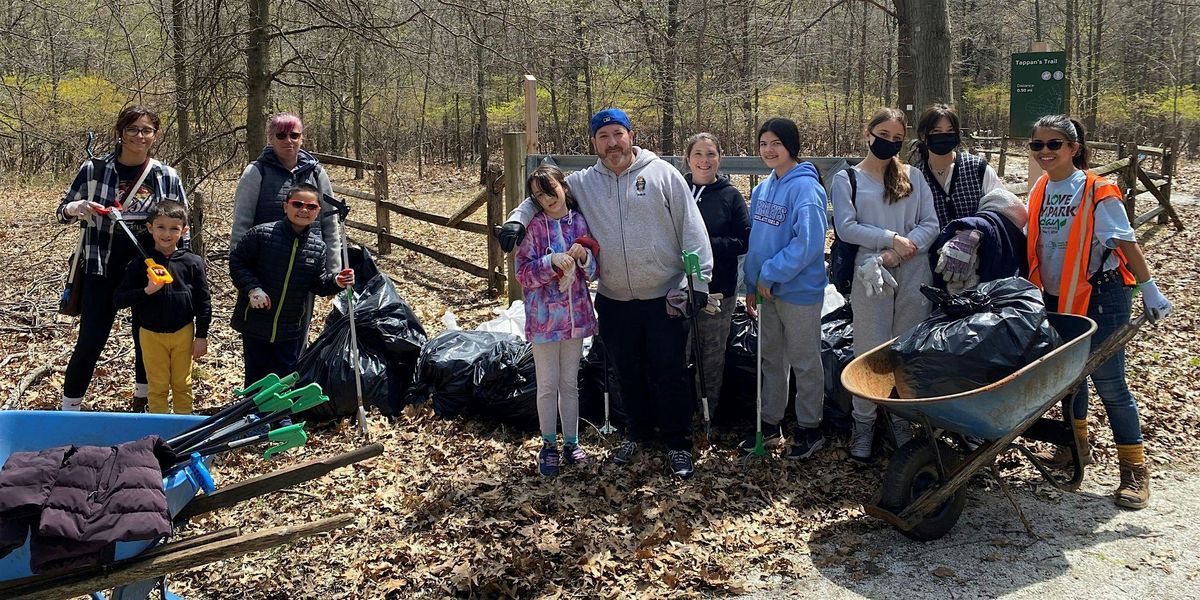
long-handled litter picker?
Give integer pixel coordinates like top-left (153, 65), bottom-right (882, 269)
top-left (166, 373), bottom-right (299, 450)
top-left (681, 250), bottom-right (712, 444)
top-left (751, 292), bottom-right (767, 457)
top-left (598, 342), bottom-right (616, 435)
top-left (173, 383), bottom-right (327, 457)
top-left (323, 194), bottom-right (370, 440)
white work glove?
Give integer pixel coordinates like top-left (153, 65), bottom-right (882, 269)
top-left (248, 288), bottom-right (271, 309)
top-left (1139, 280), bottom-right (1172, 323)
top-left (64, 200), bottom-right (100, 219)
top-left (558, 260), bottom-right (577, 292)
top-left (855, 255), bottom-right (898, 298)
top-left (703, 292), bottom-right (724, 315)
top-left (935, 230), bottom-right (981, 282)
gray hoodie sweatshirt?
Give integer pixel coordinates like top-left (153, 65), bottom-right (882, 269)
top-left (510, 148), bottom-right (713, 301)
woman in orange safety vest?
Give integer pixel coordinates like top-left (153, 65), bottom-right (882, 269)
top-left (1025, 114), bottom-right (1172, 510)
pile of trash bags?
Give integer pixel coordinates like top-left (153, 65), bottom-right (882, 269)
top-left (407, 331), bottom-right (540, 429)
top-left (891, 276), bottom-right (1062, 398)
top-left (296, 247), bottom-right (428, 421)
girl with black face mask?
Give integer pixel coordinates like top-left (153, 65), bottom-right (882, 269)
top-left (917, 104), bottom-right (1004, 227)
top-left (830, 107), bottom-right (939, 461)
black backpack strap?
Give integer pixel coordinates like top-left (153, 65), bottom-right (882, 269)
top-left (847, 168), bottom-right (857, 206)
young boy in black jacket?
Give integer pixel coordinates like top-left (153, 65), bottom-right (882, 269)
top-left (228, 183), bottom-right (354, 387)
top-left (114, 200), bottom-right (211, 414)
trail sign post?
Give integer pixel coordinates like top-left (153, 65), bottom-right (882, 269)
top-left (1009, 51), bottom-right (1066, 138)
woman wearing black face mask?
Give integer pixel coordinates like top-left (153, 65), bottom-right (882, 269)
top-left (917, 104), bottom-right (1004, 227)
top-left (831, 107), bottom-right (939, 461)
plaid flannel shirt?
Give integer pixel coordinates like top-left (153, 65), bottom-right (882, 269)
top-left (56, 153), bottom-right (189, 276)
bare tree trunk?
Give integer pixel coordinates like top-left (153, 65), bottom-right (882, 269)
top-left (1064, 0), bottom-right (1075, 113)
top-left (900, 0), bottom-right (953, 113)
top-left (171, 0), bottom-right (199, 254)
top-left (475, 21), bottom-right (488, 184)
top-left (354, 52), bottom-right (363, 179)
top-left (894, 0), bottom-right (915, 117)
top-left (659, 0), bottom-right (680, 155)
top-left (245, 0), bottom-right (269, 162)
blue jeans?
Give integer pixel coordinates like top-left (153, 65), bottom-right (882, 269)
top-left (1047, 279), bottom-right (1143, 445)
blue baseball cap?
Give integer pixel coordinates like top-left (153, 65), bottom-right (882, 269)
top-left (590, 108), bottom-right (632, 136)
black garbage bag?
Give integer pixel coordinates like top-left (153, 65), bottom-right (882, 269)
top-left (298, 273), bottom-right (427, 420)
top-left (410, 330), bottom-right (539, 430)
top-left (891, 277), bottom-right (1062, 398)
top-left (470, 337), bottom-right (539, 429)
top-left (343, 244), bottom-right (381, 295)
top-left (717, 304), bottom-right (758, 426)
top-left (820, 304), bottom-right (854, 433)
top-left (578, 335), bottom-right (626, 430)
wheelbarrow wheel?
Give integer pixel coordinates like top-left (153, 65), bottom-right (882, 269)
top-left (878, 438), bottom-right (967, 541)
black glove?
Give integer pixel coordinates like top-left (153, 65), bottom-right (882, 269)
top-left (688, 290), bottom-right (708, 318)
top-left (497, 222), bottom-right (526, 253)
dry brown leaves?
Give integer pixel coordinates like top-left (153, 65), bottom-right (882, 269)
top-left (1, 159), bottom-right (1198, 598)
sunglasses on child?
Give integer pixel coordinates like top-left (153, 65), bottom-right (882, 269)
top-left (274, 131), bottom-right (303, 140)
top-left (287, 200), bottom-right (320, 211)
top-left (1027, 139), bottom-right (1067, 151)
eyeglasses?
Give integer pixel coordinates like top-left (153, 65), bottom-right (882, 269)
top-left (123, 126), bottom-right (157, 137)
top-left (275, 131), bottom-right (303, 140)
top-left (1028, 139), bottom-right (1066, 151)
top-left (288, 200), bottom-right (320, 211)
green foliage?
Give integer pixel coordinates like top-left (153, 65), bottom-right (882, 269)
top-left (1137, 85), bottom-right (1200, 123)
top-left (0, 74), bottom-right (127, 136)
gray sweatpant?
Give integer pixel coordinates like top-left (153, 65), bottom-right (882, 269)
top-left (850, 253), bottom-right (932, 425)
top-left (531, 338), bottom-right (584, 440)
top-left (690, 294), bottom-right (737, 412)
top-left (759, 299), bottom-right (824, 429)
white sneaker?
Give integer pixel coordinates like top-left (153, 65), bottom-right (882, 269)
top-left (850, 421), bottom-right (874, 461)
top-left (61, 397), bottom-right (82, 411)
top-left (891, 415), bottom-right (914, 449)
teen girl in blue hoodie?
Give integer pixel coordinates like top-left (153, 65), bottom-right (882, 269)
top-left (741, 118), bottom-right (829, 459)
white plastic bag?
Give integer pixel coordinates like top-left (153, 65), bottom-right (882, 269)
top-left (475, 300), bottom-right (526, 339)
top-left (821, 283), bottom-right (846, 317)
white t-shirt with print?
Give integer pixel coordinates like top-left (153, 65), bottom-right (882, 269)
top-left (1035, 170), bottom-right (1136, 292)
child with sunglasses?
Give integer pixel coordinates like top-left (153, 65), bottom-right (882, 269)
top-left (1025, 114), bottom-right (1172, 510)
top-left (229, 183), bottom-right (355, 386)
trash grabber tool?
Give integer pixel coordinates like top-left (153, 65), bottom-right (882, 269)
top-left (752, 292), bottom-right (767, 457)
top-left (681, 250), bottom-right (712, 444)
top-left (324, 193), bottom-right (370, 440)
top-left (167, 373), bottom-right (298, 448)
top-left (598, 341), bottom-right (616, 435)
top-left (176, 383), bottom-right (326, 455)
top-left (183, 423), bottom-right (309, 464)
top-left (95, 200), bottom-right (173, 286)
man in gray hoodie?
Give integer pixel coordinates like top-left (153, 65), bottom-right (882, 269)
top-left (499, 108), bottom-right (713, 479)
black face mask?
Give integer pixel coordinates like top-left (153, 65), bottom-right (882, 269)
top-left (870, 135), bottom-right (903, 160)
top-left (925, 132), bottom-right (960, 156)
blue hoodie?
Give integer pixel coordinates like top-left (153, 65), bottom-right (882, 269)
top-left (743, 162), bottom-right (828, 305)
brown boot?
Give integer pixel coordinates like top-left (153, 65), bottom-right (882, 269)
top-left (1115, 460), bottom-right (1150, 509)
top-left (1035, 443), bottom-right (1094, 469)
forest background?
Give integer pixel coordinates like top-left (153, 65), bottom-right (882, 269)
top-left (3, 0), bottom-right (1199, 185)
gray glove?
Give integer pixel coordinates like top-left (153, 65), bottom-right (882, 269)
top-left (856, 255), bottom-right (898, 298)
top-left (248, 288), bottom-right (271, 309)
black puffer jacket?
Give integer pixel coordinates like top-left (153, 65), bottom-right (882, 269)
top-left (230, 220), bottom-right (342, 343)
top-left (114, 234), bottom-right (212, 338)
top-left (686, 173), bottom-right (751, 296)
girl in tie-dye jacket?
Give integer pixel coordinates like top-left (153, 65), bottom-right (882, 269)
top-left (515, 165), bottom-right (599, 477)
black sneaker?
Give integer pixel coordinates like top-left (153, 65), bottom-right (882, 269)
top-left (563, 443), bottom-right (591, 465)
top-left (667, 449), bottom-right (695, 480)
top-left (538, 444), bottom-right (560, 477)
top-left (786, 427), bottom-right (825, 460)
top-left (737, 423), bottom-right (784, 454)
top-left (612, 440), bottom-right (638, 466)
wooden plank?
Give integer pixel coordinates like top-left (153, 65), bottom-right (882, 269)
top-left (504, 133), bottom-right (528, 304)
top-left (2, 516), bottom-right (353, 600)
top-left (136, 528), bottom-right (240, 559)
top-left (331, 183), bottom-right (376, 201)
top-left (1092, 157), bottom-right (1130, 178)
top-left (383, 232), bottom-right (491, 280)
top-left (484, 166), bottom-right (505, 297)
top-left (176, 444), bottom-right (384, 522)
top-left (1136, 168), bottom-right (1185, 230)
top-left (309, 151), bottom-right (380, 171)
top-left (1133, 205), bottom-right (1166, 228)
top-left (446, 185), bottom-right (492, 227)
top-left (524, 75), bottom-right (538, 154)
top-left (391, 203), bottom-right (490, 235)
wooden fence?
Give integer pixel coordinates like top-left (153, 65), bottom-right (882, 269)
top-left (311, 151), bottom-right (508, 297)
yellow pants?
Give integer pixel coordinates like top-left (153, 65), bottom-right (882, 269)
top-left (139, 323), bottom-right (194, 414)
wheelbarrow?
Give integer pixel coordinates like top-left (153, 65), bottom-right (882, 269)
top-left (0, 410), bottom-right (382, 599)
top-left (842, 312), bottom-right (1146, 541)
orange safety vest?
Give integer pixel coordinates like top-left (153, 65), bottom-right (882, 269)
top-left (1026, 169), bottom-right (1135, 315)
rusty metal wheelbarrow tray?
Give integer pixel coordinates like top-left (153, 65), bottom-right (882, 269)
top-left (840, 312), bottom-right (1150, 541)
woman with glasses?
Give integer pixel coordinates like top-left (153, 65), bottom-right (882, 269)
top-left (229, 183), bottom-right (355, 386)
top-left (231, 112), bottom-right (341, 273)
top-left (56, 105), bottom-right (188, 411)
top-left (1025, 114), bottom-right (1172, 510)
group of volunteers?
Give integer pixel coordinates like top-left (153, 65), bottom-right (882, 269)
top-left (57, 107), bottom-right (354, 418)
top-left (498, 104), bottom-right (1173, 510)
top-left (53, 101), bottom-right (1174, 509)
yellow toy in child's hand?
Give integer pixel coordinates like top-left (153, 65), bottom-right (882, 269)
top-left (146, 259), bottom-right (173, 285)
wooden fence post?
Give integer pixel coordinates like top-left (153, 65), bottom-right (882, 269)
top-left (997, 136), bottom-right (1008, 177)
top-left (485, 166), bottom-right (505, 298)
top-left (1124, 141), bottom-right (1139, 224)
top-left (503, 132), bottom-right (527, 304)
top-left (374, 150), bottom-right (391, 255)
top-left (1160, 137), bottom-right (1176, 225)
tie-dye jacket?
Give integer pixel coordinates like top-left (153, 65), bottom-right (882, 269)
top-left (515, 210), bottom-right (599, 344)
